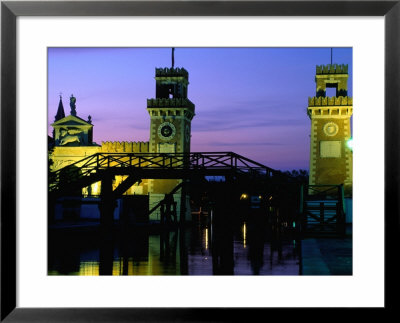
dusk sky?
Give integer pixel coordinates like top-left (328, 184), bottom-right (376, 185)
top-left (48, 47), bottom-right (352, 171)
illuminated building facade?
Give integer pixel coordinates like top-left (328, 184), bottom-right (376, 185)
top-left (307, 64), bottom-right (353, 196)
top-left (49, 66), bottom-right (194, 222)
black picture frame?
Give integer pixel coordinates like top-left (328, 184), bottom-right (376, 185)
top-left (1, 0), bottom-right (398, 321)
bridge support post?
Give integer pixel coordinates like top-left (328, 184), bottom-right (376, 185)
top-left (179, 180), bottom-right (188, 224)
top-left (337, 184), bottom-right (346, 236)
top-left (99, 173), bottom-right (115, 230)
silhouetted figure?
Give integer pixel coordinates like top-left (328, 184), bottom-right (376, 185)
top-left (70, 94), bottom-right (77, 116)
top-left (161, 194), bottom-right (177, 224)
top-left (171, 199), bottom-right (177, 223)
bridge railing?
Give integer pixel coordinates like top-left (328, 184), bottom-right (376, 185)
top-left (49, 152), bottom-right (278, 192)
top-left (306, 184), bottom-right (343, 200)
top-left (299, 184), bottom-right (346, 236)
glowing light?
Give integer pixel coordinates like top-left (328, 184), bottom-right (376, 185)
top-left (92, 181), bottom-right (100, 195)
top-left (240, 193), bottom-right (248, 200)
top-left (242, 222), bottom-right (247, 248)
top-left (205, 227), bottom-right (209, 250)
top-left (346, 138), bottom-right (353, 150)
top-left (82, 186), bottom-right (88, 197)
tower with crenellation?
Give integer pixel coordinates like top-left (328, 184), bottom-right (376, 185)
top-left (147, 66), bottom-right (195, 221)
top-left (307, 64), bottom-right (353, 196)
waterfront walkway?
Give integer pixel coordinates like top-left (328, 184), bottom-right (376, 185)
top-left (300, 226), bottom-right (352, 275)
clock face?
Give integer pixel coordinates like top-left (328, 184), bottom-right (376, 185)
top-left (161, 125), bottom-right (173, 137)
top-left (323, 122), bottom-right (339, 137)
top-left (158, 122), bottom-right (176, 140)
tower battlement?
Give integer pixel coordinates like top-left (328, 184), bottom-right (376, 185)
top-left (155, 67), bottom-right (189, 78)
top-left (147, 98), bottom-right (195, 109)
top-left (307, 61), bottom-right (353, 196)
top-left (308, 96), bottom-right (352, 107)
top-left (101, 141), bottom-right (149, 153)
top-left (316, 64), bottom-right (348, 75)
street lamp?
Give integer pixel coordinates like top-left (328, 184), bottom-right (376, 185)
top-left (346, 138), bottom-right (353, 151)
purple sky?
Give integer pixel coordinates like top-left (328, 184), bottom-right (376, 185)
top-left (48, 47), bottom-right (352, 171)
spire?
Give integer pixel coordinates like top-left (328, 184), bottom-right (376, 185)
top-left (54, 94), bottom-right (65, 121)
top-left (172, 48), bottom-right (175, 68)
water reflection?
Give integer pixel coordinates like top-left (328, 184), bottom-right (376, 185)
top-left (48, 220), bottom-right (300, 275)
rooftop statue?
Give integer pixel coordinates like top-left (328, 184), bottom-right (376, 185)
top-left (70, 94), bottom-right (77, 116)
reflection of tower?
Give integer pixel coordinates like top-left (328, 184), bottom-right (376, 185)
top-left (147, 67), bottom-right (195, 221)
top-left (307, 64), bottom-right (353, 196)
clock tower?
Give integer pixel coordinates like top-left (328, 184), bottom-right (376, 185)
top-left (307, 64), bottom-right (353, 196)
top-left (147, 66), bottom-right (195, 221)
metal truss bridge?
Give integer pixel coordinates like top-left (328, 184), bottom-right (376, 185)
top-left (49, 152), bottom-right (279, 195)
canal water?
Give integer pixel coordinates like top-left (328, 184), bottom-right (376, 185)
top-left (48, 219), bottom-right (300, 276)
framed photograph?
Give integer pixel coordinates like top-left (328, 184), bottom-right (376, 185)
top-left (1, 0), bottom-right (398, 321)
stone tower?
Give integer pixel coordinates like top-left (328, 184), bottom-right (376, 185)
top-left (307, 64), bottom-right (353, 196)
top-left (147, 67), bottom-right (195, 221)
